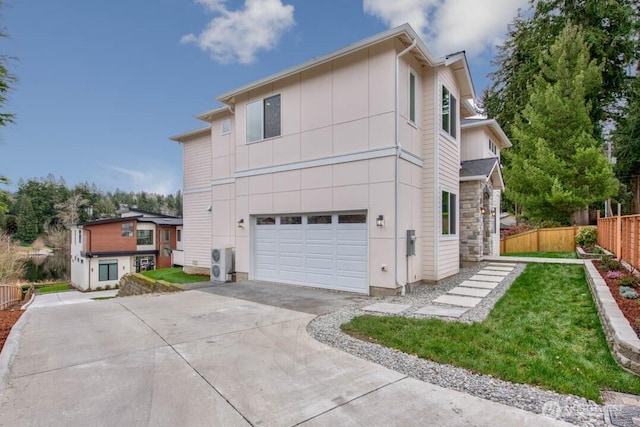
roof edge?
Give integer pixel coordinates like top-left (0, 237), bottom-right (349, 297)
top-left (169, 126), bottom-right (211, 143)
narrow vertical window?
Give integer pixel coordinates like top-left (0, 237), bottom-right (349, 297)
top-left (441, 86), bottom-right (457, 139)
top-left (409, 71), bottom-right (416, 123)
top-left (442, 191), bottom-right (457, 235)
top-left (221, 118), bottom-right (231, 135)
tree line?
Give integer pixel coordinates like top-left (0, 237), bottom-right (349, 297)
top-left (483, 0), bottom-right (639, 224)
top-left (0, 174), bottom-right (182, 244)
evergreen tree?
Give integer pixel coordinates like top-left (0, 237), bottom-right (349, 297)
top-left (613, 75), bottom-right (640, 212)
top-left (15, 196), bottom-right (38, 242)
top-left (504, 24), bottom-right (618, 224)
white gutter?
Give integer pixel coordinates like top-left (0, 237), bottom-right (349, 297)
top-left (395, 38), bottom-right (417, 296)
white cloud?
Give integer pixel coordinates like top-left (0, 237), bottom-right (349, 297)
top-left (363, 0), bottom-right (529, 58)
top-left (102, 165), bottom-right (179, 195)
top-left (182, 0), bottom-right (295, 64)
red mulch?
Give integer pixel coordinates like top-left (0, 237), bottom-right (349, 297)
top-left (593, 261), bottom-right (640, 338)
top-left (0, 303), bottom-right (24, 353)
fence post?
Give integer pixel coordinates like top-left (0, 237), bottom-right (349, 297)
top-left (616, 212), bottom-right (622, 261)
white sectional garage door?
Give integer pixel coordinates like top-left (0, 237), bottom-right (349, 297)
top-left (254, 213), bottom-right (368, 294)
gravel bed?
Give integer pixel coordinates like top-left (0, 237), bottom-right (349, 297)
top-left (307, 262), bottom-right (605, 426)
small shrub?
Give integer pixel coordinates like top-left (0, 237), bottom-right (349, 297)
top-left (606, 271), bottom-right (626, 280)
top-left (115, 284), bottom-right (119, 289)
top-left (600, 255), bottom-right (623, 271)
top-left (619, 286), bottom-right (638, 299)
top-left (104, 285), bottom-right (111, 290)
top-left (95, 286), bottom-right (103, 291)
top-left (590, 246), bottom-right (604, 254)
top-left (619, 277), bottom-right (640, 288)
top-left (575, 227), bottom-right (597, 248)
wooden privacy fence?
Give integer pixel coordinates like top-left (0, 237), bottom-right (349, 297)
top-left (0, 284), bottom-right (23, 310)
top-left (598, 214), bottom-right (640, 272)
top-left (500, 226), bottom-right (580, 254)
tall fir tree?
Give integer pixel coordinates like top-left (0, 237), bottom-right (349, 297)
top-left (504, 24), bottom-right (618, 224)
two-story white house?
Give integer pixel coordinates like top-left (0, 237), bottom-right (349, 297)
top-left (171, 24), bottom-right (510, 296)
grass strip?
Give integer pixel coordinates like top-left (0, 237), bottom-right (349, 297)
top-left (141, 267), bottom-right (209, 284)
top-left (342, 264), bottom-right (640, 402)
top-left (37, 284), bottom-right (69, 293)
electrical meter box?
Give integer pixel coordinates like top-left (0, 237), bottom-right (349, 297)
top-left (406, 229), bottom-right (416, 256)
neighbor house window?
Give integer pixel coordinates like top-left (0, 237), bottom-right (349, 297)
top-left (442, 191), bottom-right (457, 235)
top-left (177, 229), bottom-right (182, 242)
top-left (221, 118), bottom-right (231, 135)
top-left (78, 230), bottom-right (81, 244)
top-left (137, 230), bottom-right (153, 245)
top-left (121, 222), bottom-right (134, 237)
top-left (409, 71), bottom-right (416, 123)
top-left (442, 86), bottom-right (457, 139)
top-left (246, 94), bottom-right (281, 143)
top-left (99, 259), bottom-right (118, 281)
top-left (163, 229), bottom-right (170, 242)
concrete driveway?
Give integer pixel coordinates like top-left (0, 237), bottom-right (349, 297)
top-left (0, 289), bottom-right (570, 426)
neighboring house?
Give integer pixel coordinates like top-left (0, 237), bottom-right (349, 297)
top-left (171, 24), bottom-right (511, 296)
top-left (70, 208), bottom-right (183, 291)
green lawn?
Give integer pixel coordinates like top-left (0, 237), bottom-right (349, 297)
top-left (342, 264), bottom-right (640, 402)
top-left (141, 267), bottom-right (209, 284)
top-left (37, 284), bottom-right (69, 293)
top-left (503, 251), bottom-right (578, 259)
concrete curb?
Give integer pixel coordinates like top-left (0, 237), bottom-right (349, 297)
top-left (20, 293), bottom-right (35, 310)
top-left (0, 309), bottom-right (32, 393)
top-left (584, 260), bottom-right (640, 375)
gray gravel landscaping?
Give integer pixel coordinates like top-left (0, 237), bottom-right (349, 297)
top-left (307, 262), bottom-right (606, 427)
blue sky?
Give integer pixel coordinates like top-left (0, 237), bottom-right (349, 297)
top-left (0, 0), bottom-right (528, 195)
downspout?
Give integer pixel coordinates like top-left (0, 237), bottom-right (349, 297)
top-left (395, 38), bottom-right (416, 296)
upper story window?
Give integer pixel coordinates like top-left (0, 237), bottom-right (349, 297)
top-left (441, 190), bottom-right (457, 235)
top-left (177, 229), bottom-right (182, 242)
top-left (409, 70), bottom-right (416, 123)
top-left (137, 229), bottom-right (153, 245)
top-left (122, 222), bottom-right (134, 237)
top-left (246, 94), bottom-right (281, 143)
top-left (441, 86), bottom-right (457, 139)
top-left (221, 118), bottom-right (231, 135)
top-left (78, 230), bottom-right (82, 244)
top-left (489, 139), bottom-right (497, 156)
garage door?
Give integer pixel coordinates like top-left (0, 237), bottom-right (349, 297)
top-left (254, 212), bottom-right (368, 294)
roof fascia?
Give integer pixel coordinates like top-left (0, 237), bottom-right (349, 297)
top-left (169, 126), bottom-right (211, 143)
top-left (216, 24), bottom-right (435, 104)
top-left (195, 106), bottom-right (231, 122)
top-left (461, 119), bottom-right (512, 149)
top-left (438, 51), bottom-right (475, 100)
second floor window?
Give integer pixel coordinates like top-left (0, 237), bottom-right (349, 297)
top-left (489, 139), bottom-right (497, 155)
top-left (442, 86), bottom-right (457, 139)
top-left (122, 222), bottom-right (134, 237)
top-left (409, 71), bottom-right (416, 123)
top-left (246, 94), bottom-right (281, 143)
top-left (137, 229), bottom-right (153, 245)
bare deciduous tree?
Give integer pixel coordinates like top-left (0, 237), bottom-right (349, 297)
top-left (0, 232), bottom-right (25, 284)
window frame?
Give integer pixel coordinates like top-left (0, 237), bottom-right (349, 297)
top-left (246, 94), bottom-right (281, 143)
top-left (136, 229), bottom-right (154, 246)
top-left (98, 259), bottom-right (118, 281)
top-left (441, 190), bottom-right (457, 236)
top-left (221, 118), bottom-right (231, 135)
top-left (441, 85), bottom-right (457, 139)
top-left (408, 69), bottom-right (417, 124)
top-left (177, 229), bottom-right (182, 242)
top-left (121, 222), bottom-right (134, 237)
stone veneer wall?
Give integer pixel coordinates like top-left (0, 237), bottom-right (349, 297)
top-left (584, 260), bottom-right (640, 375)
top-left (459, 181), bottom-right (484, 262)
top-left (117, 273), bottom-right (183, 297)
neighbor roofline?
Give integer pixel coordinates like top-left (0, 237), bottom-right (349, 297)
top-left (216, 24), bottom-right (436, 104)
top-left (461, 118), bottom-right (512, 148)
top-left (195, 105), bottom-right (231, 122)
top-left (169, 126), bottom-right (211, 143)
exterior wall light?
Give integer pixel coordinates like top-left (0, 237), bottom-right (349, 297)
top-left (480, 207), bottom-right (486, 215)
top-left (376, 215), bottom-right (385, 227)
top-left (491, 208), bottom-right (496, 217)
top-left (237, 219), bottom-right (245, 229)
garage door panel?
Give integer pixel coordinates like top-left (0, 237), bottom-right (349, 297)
top-left (254, 213), bottom-right (368, 294)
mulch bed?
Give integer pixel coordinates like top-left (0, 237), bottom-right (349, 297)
top-left (0, 303), bottom-right (24, 353)
top-left (593, 260), bottom-right (640, 338)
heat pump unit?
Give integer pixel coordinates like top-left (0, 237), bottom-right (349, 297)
top-left (211, 247), bottom-right (233, 283)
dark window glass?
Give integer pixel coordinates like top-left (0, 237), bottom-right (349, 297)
top-left (177, 229), bottom-right (182, 242)
top-left (256, 216), bottom-right (276, 225)
top-left (121, 222), bottom-right (134, 237)
top-left (307, 215), bottom-right (332, 224)
top-left (99, 260), bottom-right (118, 281)
top-left (264, 94), bottom-right (281, 139)
top-left (280, 216), bottom-right (301, 225)
top-left (442, 86), bottom-right (450, 134)
top-left (409, 72), bottom-right (416, 123)
top-left (442, 191), bottom-right (457, 235)
top-left (338, 214), bottom-right (366, 224)
top-left (137, 230), bottom-right (153, 245)
top-left (450, 95), bottom-right (457, 138)
top-left (441, 86), bottom-right (457, 139)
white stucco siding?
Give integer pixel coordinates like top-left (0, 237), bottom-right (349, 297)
top-left (183, 191), bottom-right (212, 270)
top-left (183, 132), bottom-right (212, 190)
top-left (88, 256), bottom-right (131, 290)
top-left (211, 115), bottom-right (235, 181)
top-left (211, 183), bottom-right (236, 249)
